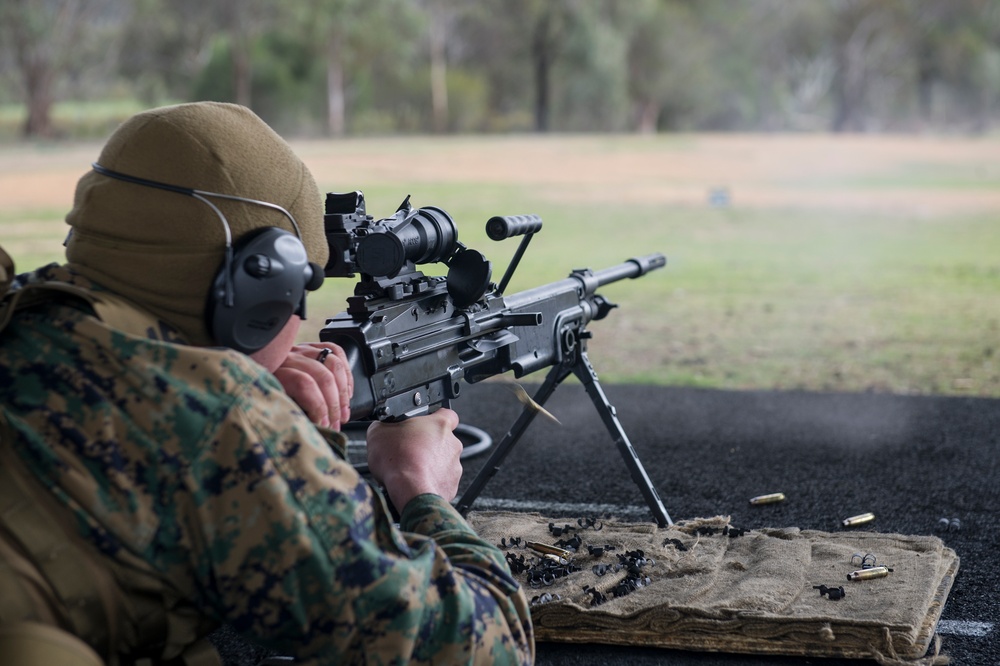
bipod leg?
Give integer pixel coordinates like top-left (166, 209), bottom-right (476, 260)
top-left (454, 361), bottom-right (571, 517)
top-left (572, 351), bottom-right (673, 527)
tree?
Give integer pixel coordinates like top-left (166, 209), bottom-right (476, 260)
top-left (4, 0), bottom-right (1000, 137)
top-left (829, 0), bottom-right (912, 132)
top-left (288, 0), bottom-right (422, 136)
top-left (119, 0), bottom-right (217, 105)
top-left (525, 0), bottom-right (578, 132)
top-left (551, 1), bottom-right (630, 132)
top-left (423, 0), bottom-right (455, 133)
top-left (218, 0), bottom-right (277, 108)
top-left (907, 0), bottom-right (1000, 132)
top-left (121, 0), bottom-right (278, 109)
top-left (617, 0), bottom-right (723, 132)
top-left (0, 0), bottom-right (125, 137)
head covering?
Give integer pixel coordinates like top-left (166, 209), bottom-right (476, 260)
top-left (65, 102), bottom-right (328, 347)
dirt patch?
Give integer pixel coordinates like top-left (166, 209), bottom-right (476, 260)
top-left (293, 133), bottom-right (1000, 216)
top-left (0, 143), bottom-right (100, 210)
top-left (3, 134), bottom-right (997, 216)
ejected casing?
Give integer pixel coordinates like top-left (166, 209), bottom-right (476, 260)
top-left (847, 566), bottom-right (891, 581)
top-left (749, 493), bottom-right (785, 505)
top-left (526, 541), bottom-right (572, 564)
top-left (842, 512), bottom-right (875, 527)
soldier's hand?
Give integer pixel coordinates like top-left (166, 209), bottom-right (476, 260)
top-left (367, 409), bottom-right (463, 510)
top-left (273, 343), bottom-right (354, 430)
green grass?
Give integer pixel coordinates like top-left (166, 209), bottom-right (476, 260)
top-left (3, 134), bottom-right (998, 397)
top-left (836, 162), bottom-right (1000, 190)
top-left (298, 187), bottom-right (1000, 396)
top-left (0, 99), bottom-right (153, 141)
top-left (0, 209), bottom-right (70, 269)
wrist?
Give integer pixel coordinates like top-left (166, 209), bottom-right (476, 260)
top-left (399, 493), bottom-right (467, 535)
top-left (381, 469), bottom-right (449, 510)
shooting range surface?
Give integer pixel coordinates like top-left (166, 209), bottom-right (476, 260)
top-left (2, 133), bottom-right (998, 396)
top-left (2, 135), bottom-right (996, 663)
top-left (452, 381), bottom-right (995, 666)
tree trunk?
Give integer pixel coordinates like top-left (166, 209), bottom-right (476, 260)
top-left (222, 0), bottom-right (252, 108)
top-left (429, 8), bottom-right (449, 133)
top-left (532, 11), bottom-right (552, 133)
top-left (637, 100), bottom-right (660, 134)
top-left (22, 59), bottom-right (55, 138)
top-left (915, 49), bottom-right (935, 128)
top-left (11, 0), bottom-right (57, 138)
top-left (832, 10), bottom-right (880, 133)
top-left (232, 34), bottom-right (252, 108)
top-left (326, 34), bottom-right (346, 136)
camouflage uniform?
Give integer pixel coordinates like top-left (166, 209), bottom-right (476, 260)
top-left (0, 264), bottom-right (534, 665)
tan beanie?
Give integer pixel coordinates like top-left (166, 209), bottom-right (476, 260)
top-left (65, 102), bottom-right (328, 347)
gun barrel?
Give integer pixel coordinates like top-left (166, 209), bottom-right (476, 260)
top-left (502, 252), bottom-right (666, 314)
top-left (591, 253), bottom-right (667, 288)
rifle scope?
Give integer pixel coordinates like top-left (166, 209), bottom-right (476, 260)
top-left (355, 205), bottom-right (456, 278)
top-left (324, 191), bottom-right (458, 279)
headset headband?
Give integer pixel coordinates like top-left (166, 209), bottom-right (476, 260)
top-left (88, 162), bottom-right (323, 352)
top-left (90, 162), bottom-right (304, 308)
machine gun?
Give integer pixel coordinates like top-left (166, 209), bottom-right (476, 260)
top-left (319, 191), bottom-right (672, 526)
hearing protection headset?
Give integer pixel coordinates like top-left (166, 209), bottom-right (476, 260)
top-left (90, 163), bottom-right (325, 354)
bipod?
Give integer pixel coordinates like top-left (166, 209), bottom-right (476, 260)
top-left (454, 349), bottom-right (673, 527)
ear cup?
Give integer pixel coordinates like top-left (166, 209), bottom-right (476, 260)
top-left (85, 163), bottom-right (325, 352)
top-left (208, 227), bottom-right (314, 353)
top-left (305, 262), bottom-right (325, 291)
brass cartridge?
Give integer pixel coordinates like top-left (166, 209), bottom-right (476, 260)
top-left (841, 512), bottom-right (875, 527)
top-left (847, 566), bottom-right (891, 581)
top-left (749, 493), bottom-right (785, 505)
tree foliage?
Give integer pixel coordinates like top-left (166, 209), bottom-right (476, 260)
top-left (1, 0), bottom-right (126, 137)
top-left (2, 0), bottom-right (998, 138)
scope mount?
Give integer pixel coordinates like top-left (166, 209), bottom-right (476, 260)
top-left (325, 191), bottom-right (544, 315)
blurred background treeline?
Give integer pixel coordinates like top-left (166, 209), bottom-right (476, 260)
top-left (2, 0), bottom-right (999, 141)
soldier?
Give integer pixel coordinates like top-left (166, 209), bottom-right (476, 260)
top-left (0, 102), bottom-right (534, 665)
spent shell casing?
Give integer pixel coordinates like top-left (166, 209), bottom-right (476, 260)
top-left (749, 493), bottom-right (785, 505)
top-left (526, 541), bottom-right (573, 561)
top-left (847, 566), bottom-right (891, 581)
top-left (842, 512), bottom-right (875, 527)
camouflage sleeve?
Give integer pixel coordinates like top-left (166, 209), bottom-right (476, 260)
top-left (397, 494), bottom-right (535, 663)
top-left (0, 284), bottom-right (532, 665)
top-left (176, 355), bottom-right (533, 666)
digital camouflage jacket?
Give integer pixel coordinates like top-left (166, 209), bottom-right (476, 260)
top-left (0, 264), bottom-right (534, 666)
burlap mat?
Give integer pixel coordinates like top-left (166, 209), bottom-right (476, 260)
top-left (467, 512), bottom-right (959, 665)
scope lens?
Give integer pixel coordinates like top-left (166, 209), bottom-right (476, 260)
top-left (356, 206), bottom-right (457, 277)
top-left (402, 206), bottom-right (457, 265)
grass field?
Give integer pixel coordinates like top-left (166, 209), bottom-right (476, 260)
top-left (1, 133), bottom-right (998, 397)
